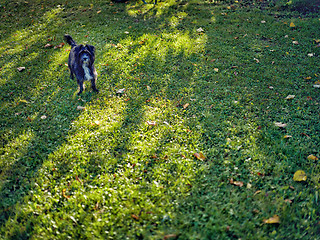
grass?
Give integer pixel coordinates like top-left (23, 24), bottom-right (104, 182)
top-left (0, 0), bottom-right (319, 239)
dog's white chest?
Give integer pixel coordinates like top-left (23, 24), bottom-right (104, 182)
top-left (82, 65), bottom-right (93, 81)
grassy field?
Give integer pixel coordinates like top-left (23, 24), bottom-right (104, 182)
top-left (0, 0), bottom-right (319, 239)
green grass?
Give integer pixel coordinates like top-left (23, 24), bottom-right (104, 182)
top-left (0, 0), bottom-right (320, 239)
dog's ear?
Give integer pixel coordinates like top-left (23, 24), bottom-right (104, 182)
top-left (86, 45), bottom-right (95, 55)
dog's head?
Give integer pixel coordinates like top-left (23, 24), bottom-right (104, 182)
top-left (77, 44), bottom-right (95, 66)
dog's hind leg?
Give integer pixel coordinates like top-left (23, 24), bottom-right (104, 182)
top-left (91, 78), bottom-right (99, 93)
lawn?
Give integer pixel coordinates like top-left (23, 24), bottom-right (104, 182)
top-left (0, 0), bottom-right (319, 239)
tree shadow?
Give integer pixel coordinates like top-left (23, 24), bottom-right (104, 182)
top-left (0, 4), bottom-right (100, 237)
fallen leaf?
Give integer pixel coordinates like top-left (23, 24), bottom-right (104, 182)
top-left (77, 106), bottom-right (86, 110)
top-left (194, 152), bottom-right (206, 160)
top-left (91, 120), bottom-right (100, 126)
top-left (274, 122), bottom-right (287, 128)
top-left (44, 43), bottom-right (53, 48)
top-left (54, 42), bottom-right (64, 49)
top-left (307, 154), bottom-right (318, 161)
top-left (293, 170), bottom-right (307, 181)
top-left (97, 10), bottom-right (101, 14)
top-left (17, 67), bottom-right (25, 72)
top-left (131, 214), bottom-right (140, 220)
top-left (254, 58), bottom-right (260, 63)
top-left (163, 234), bottom-right (177, 240)
top-left (196, 27), bottom-right (204, 32)
top-left (40, 115), bottom-right (47, 119)
top-left (229, 178), bottom-right (244, 187)
top-left (284, 135), bottom-right (292, 139)
top-left (301, 132), bottom-right (310, 138)
top-left (214, 68), bottom-right (219, 72)
top-left (304, 76), bottom-right (312, 80)
top-left (146, 121), bottom-right (157, 126)
top-left (254, 190), bottom-right (262, 196)
top-left (289, 22), bottom-right (295, 27)
top-left (116, 88), bottom-right (126, 95)
top-left (292, 41), bottom-right (299, 45)
top-left (62, 189), bottom-right (70, 199)
top-left (284, 199), bottom-right (293, 203)
top-left (285, 95), bottom-right (295, 100)
top-left (183, 103), bottom-right (189, 109)
top-left (263, 215), bottom-right (280, 224)
top-left (308, 53), bottom-right (314, 57)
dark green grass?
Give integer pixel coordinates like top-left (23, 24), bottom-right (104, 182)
top-left (0, 0), bottom-right (319, 239)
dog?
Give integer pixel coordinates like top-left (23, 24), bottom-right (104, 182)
top-left (64, 34), bottom-right (99, 95)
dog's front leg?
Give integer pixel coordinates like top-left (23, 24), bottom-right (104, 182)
top-left (91, 78), bottom-right (99, 93)
top-left (78, 79), bottom-right (84, 95)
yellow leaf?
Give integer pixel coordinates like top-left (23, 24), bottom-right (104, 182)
top-left (194, 152), bottom-right (206, 160)
top-left (307, 154), bottom-right (318, 161)
top-left (284, 135), bottom-right (292, 139)
top-left (183, 103), bottom-right (189, 109)
top-left (293, 170), bottom-right (307, 181)
top-left (254, 190), bottom-right (262, 196)
top-left (263, 215), bottom-right (280, 224)
top-left (290, 22), bottom-right (295, 27)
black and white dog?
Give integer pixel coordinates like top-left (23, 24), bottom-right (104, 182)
top-left (64, 34), bottom-right (99, 95)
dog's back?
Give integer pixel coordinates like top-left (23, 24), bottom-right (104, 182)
top-left (64, 34), bottom-right (77, 48)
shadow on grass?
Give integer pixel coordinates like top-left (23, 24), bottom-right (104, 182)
top-left (0, 4), bottom-right (100, 238)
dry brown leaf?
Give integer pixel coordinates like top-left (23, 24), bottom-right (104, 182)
top-left (163, 234), bottom-right (177, 240)
top-left (229, 178), bottom-right (244, 187)
top-left (183, 103), bottom-right (189, 109)
top-left (131, 214), bottom-right (139, 220)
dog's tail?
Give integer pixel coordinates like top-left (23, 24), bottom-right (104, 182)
top-left (64, 34), bottom-right (77, 48)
